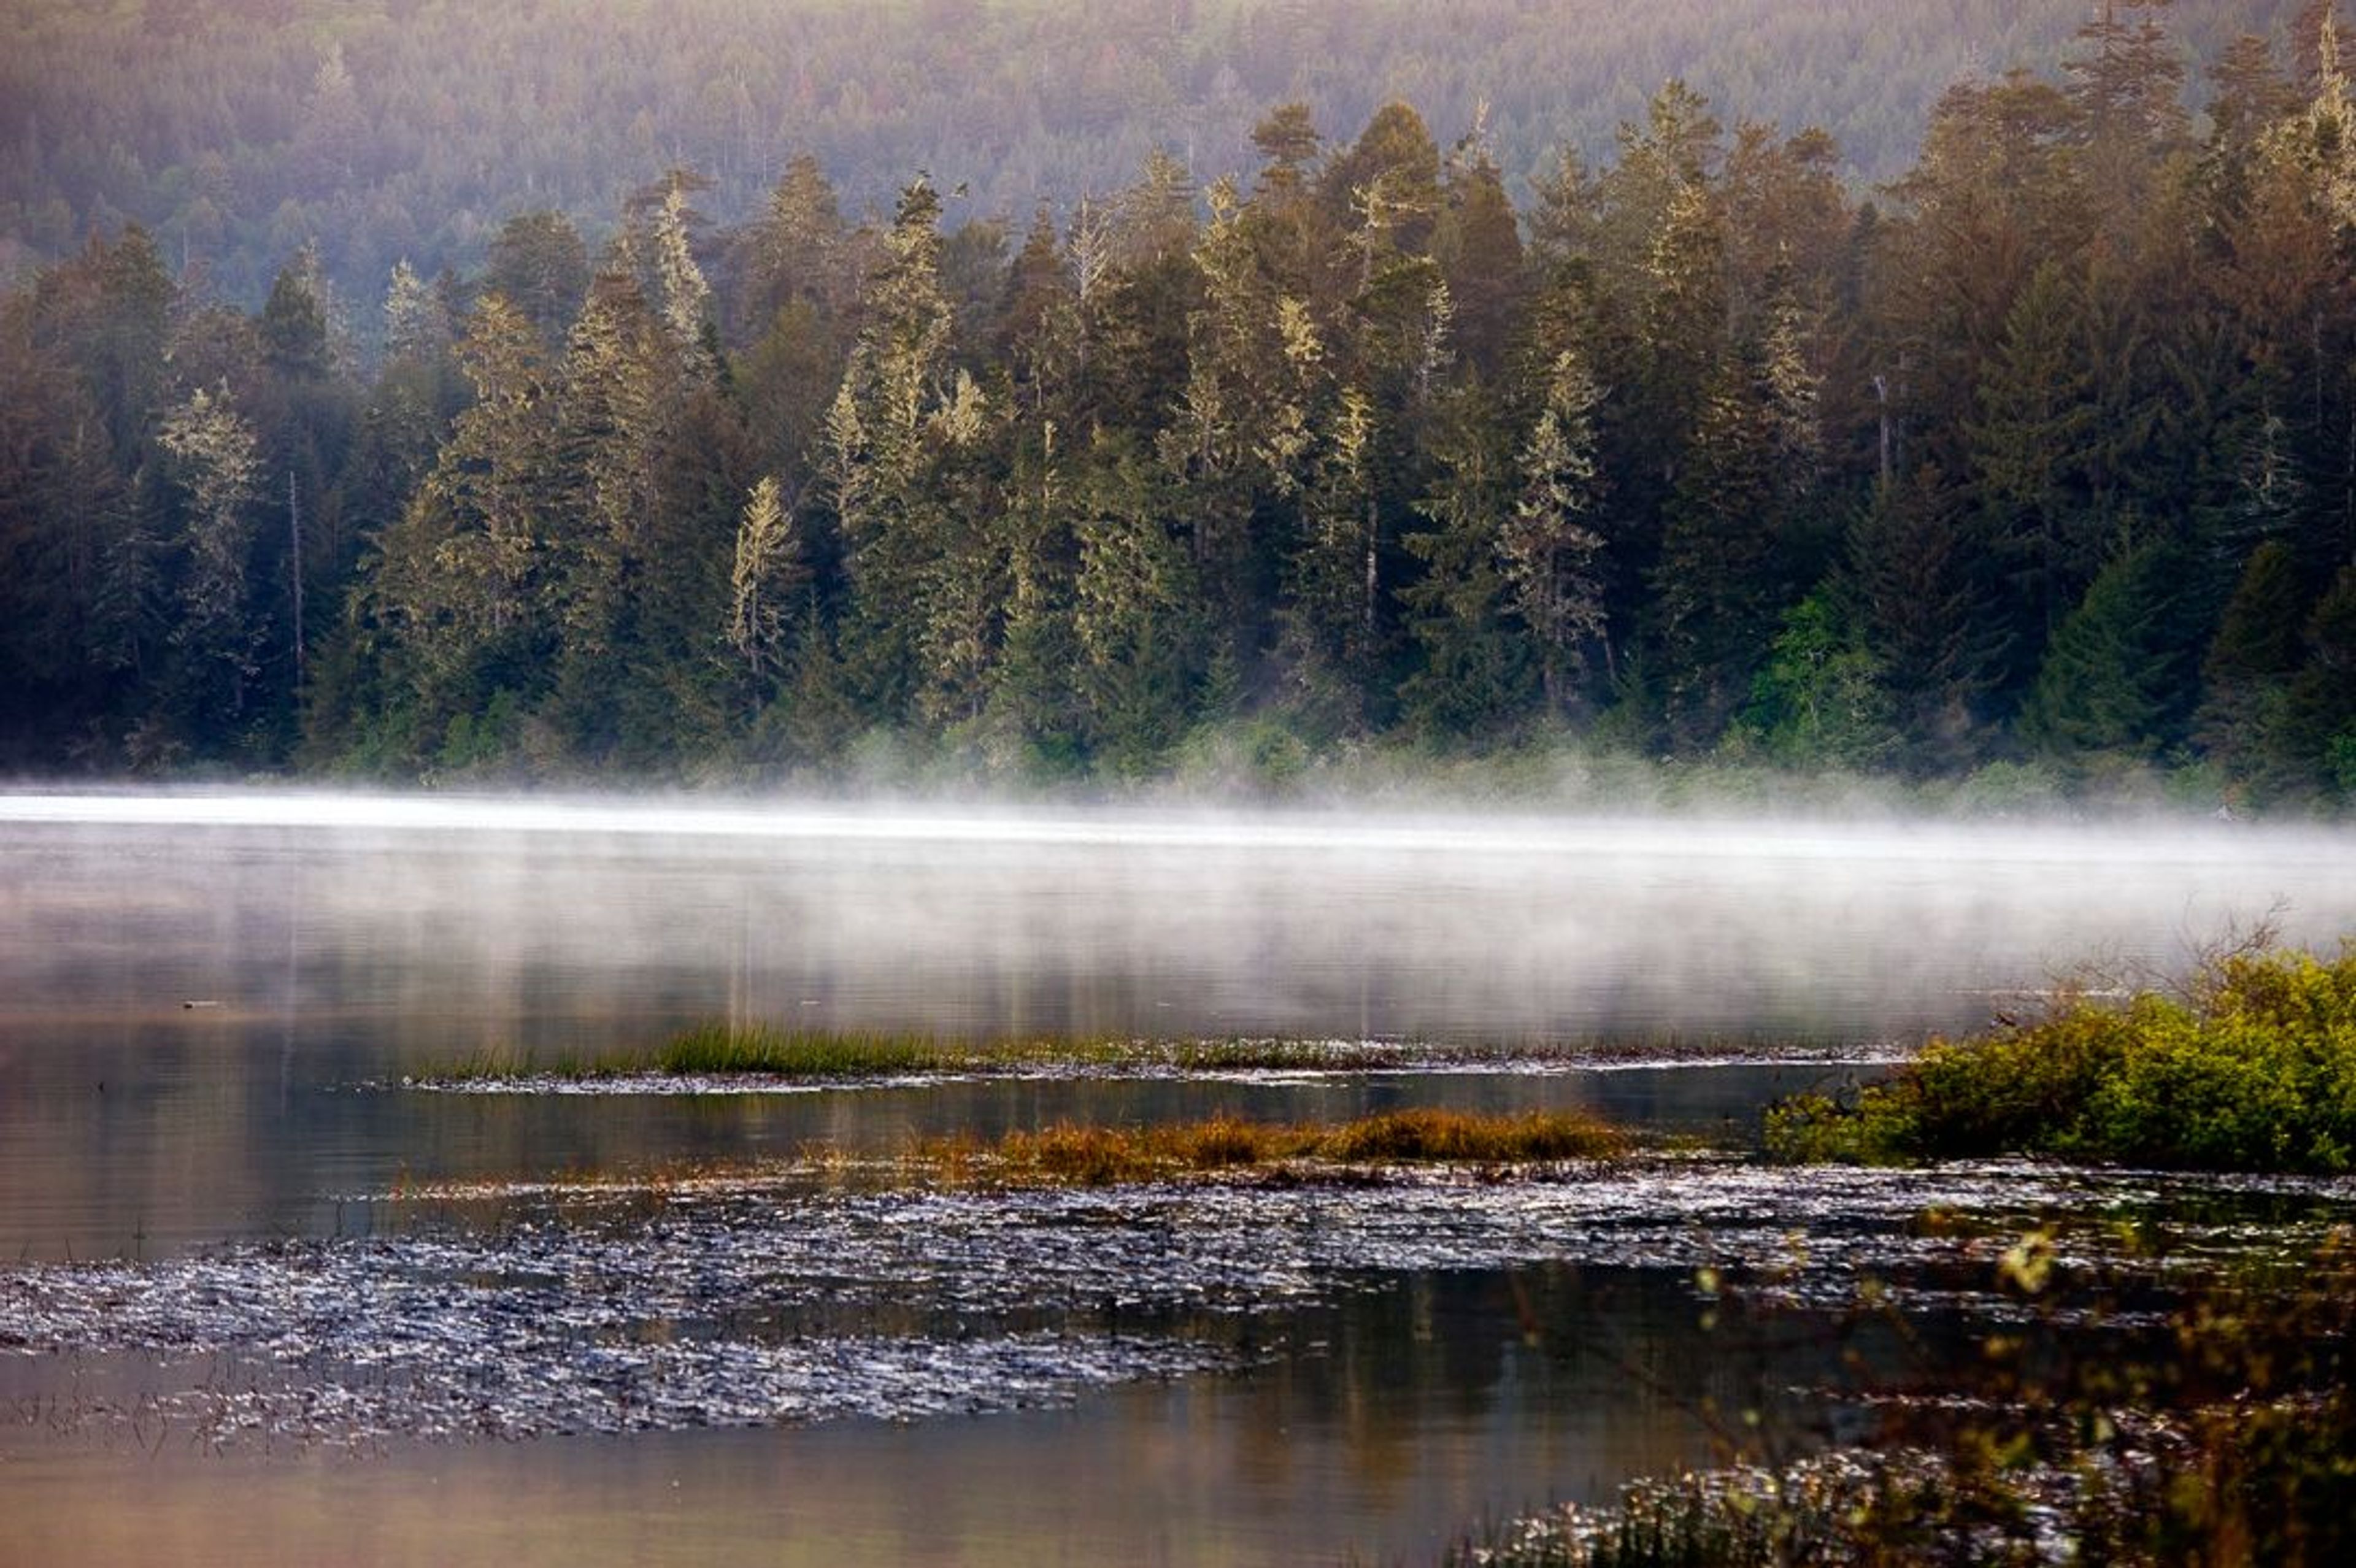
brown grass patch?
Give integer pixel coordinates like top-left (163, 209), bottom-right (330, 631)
top-left (929, 1106), bottom-right (1626, 1186)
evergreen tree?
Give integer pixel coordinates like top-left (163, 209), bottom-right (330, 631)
top-left (1968, 258), bottom-right (2100, 692)
top-left (1847, 467), bottom-right (2004, 767)
top-left (2017, 538), bottom-right (2195, 761)
top-left (1435, 138), bottom-right (1528, 381)
top-left (649, 184), bottom-right (715, 370)
top-left (1501, 345), bottom-right (1609, 715)
top-left (729, 474), bottom-right (804, 696)
top-left (826, 177), bottom-right (960, 720)
top-left (2276, 565), bottom-right (2356, 793)
top-left (356, 294), bottom-right (555, 765)
top-left (1280, 382), bottom-right (1378, 723)
top-left (484, 212), bottom-right (591, 353)
top-left (976, 425), bottom-right (1088, 777)
top-left (260, 252), bottom-right (333, 382)
top-left (1650, 352), bottom-right (1786, 747)
top-left (1400, 390), bottom-right (1525, 737)
top-left (2195, 539), bottom-right (2312, 785)
top-left (157, 385), bottom-right (264, 744)
top-left (1072, 445), bottom-right (1204, 774)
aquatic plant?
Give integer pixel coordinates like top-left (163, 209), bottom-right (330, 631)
top-left (415, 1027), bottom-right (1642, 1086)
top-left (433, 1026), bottom-right (980, 1081)
top-left (655, 1023), bottom-right (965, 1077)
top-left (1765, 944), bottom-right (2356, 1173)
top-left (930, 1107), bottom-right (1628, 1186)
top-left (1450, 1227), bottom-right (2356, 1567)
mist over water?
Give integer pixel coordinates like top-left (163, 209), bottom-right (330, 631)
top-left (6, 786), bottom-right (2356, 1261)
top-left (4, 790), bottom-right (2351, 1047)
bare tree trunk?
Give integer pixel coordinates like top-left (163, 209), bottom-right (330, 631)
top-left (287, 470), bottom-right (306, 690)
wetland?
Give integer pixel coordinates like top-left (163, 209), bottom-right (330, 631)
top-left (6, 793), bottom-right (2356, 1564)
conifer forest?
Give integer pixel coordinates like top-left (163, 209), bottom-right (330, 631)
top-left (4, 0), bottom-right (2355, 802)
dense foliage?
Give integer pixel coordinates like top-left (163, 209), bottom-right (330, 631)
top-left (4, 3), bottom-right (2356, 796)
top-left (1766, 943), bottom-right (2356, 1172)
top-left (0, 0), bottom-right (2309, 310)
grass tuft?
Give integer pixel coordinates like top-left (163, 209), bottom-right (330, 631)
top-left (652, 1023), bottom-right (963, 1077)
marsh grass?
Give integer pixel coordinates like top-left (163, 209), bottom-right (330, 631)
top-left (416, 1026), bottom-right (1674, 1086)
top-left (379, 1107), bottom-right (1630, 1202)
top-left (432, 1026), bottom-right (985, 1081)
top-left (654, 1023), bottom-right (968, 1077)
top-left (925, 1107), bottom-right (1628, 1186)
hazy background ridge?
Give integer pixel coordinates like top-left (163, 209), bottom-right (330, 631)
top-left (0, 0), bottom-right (2307, 307)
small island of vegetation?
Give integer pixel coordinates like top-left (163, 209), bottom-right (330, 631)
top-left (1766, 940), bottom-right (2356, 1174)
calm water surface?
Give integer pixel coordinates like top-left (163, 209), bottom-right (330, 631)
top-left (6, 794), bottom-right (2355, 1564)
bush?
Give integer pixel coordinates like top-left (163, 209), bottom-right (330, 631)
top-left (1766, 945), bottom-right (2356, 1173)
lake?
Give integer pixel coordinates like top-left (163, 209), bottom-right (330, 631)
top-left (6, 793), bottom-right (2355, 1563)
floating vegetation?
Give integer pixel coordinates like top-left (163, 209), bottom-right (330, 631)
top-left (1766, 943), bottom-right (2356, 1174)
top-left (410, 1025), bottom-right (1899, 1094)
top-left (6, 1158), bottom-right (2350, 1455)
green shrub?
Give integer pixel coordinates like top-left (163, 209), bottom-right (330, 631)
top-left (1766, 945), bottom-right (2356, 1173)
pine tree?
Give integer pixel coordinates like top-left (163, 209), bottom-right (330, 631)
top-left (2195, 539), bottom-right (2311, 784)
top-left (2017, 539), bottom-right (2192, 762)
top-left (735, 154), bottom-right (854, 345)
top-left (1435, 138), bottom-right (1527, 381)
top-left (1968, 258), bottom-right (2100, 691)
top-left (158, 385), bottom-right (263, 740)
top-left (911, 370), bottom-right (1009, 728)
top-left (998, 207), bottom-right (1079, 411)
top-left (1501, 345), bottom-right (1609, 715)
top-left (1158, 174), bottom-right (1285, 651)
top-left (383, 260), bottom-right (450, 366)
top-left (1322, 102), bottom-right (1443, 266)
top-left (358, 294), bottom-right (555, 761)
top-left (2276, 564), bottom-right (2356, 793)
top-left (1650, 355), bottom-right (1784, 747)
top-left (549, 268), bottom-right (668, 707)
top-left (825, 177), bottom-right (976, 723)
top-left (2065, 1), bottom-right (2189, 154)
top-left (260, 251), bottom-right (331, 381)
top-left (1072, 447), bottom-right (1204, 775)
top-left (484, 212), bottom-right (591, 353)
top-left (1847, 467), bottom-right (2005, 767)
top-left (1400, 390), bottom-right (1525, 737)
top-left (1280, 382), bottom-right (1377, 723)
top-left (728, 474), bottom-right (804, 691)
top-left (976, 425), bottom-right (1087, 777)
top-left (649, 184), bottom-right (715, 370)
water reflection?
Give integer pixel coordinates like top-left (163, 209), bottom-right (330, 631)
top-left (7, 796), bottom-right (2356, 1564)
top-left (4, 1267), bottom-right (1754, 1568)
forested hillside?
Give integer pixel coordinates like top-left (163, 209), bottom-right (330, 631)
top-left (4, 3), bottom-right (2355, 802)
top-left (0, 0), bottom-right (2309, 312)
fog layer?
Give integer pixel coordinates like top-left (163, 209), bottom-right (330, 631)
top-left (4, 792), bottom-right (2348, 1046)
